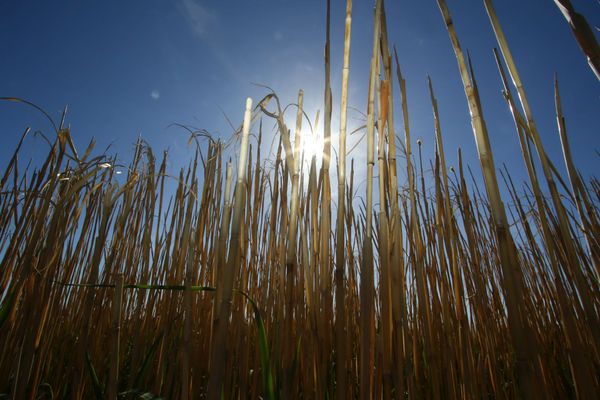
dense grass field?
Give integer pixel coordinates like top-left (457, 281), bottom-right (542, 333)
top-left (1, 0), bottom-right (599, 398)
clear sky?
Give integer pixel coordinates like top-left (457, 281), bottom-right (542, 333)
top-left (1, 0), bottom-right (598, 193)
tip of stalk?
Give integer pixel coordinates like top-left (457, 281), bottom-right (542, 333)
top-left (246, 97), bottom-right (253, 109)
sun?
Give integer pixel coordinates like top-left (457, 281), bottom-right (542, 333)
top-left (299, 129), bottom-right (324, 163)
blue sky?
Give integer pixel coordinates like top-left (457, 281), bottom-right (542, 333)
top-left (1, 0), bottom-right (598, 194)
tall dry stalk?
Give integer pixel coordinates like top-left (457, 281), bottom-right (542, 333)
top-left (107, 273), bottom-right (124, 400)
top-left (554, 78), bottom-right (600, 274)
top-left (207, 98), bottom-right (253, 399)
top-left (553, 0), bottom-right (600, 80)
top-left (283, 89), bottom-right (303, 397)
top-left (436, 0), bottom-right (538, 397)
top-left (360, 1), bottom-right (382, 398)
top-left (484, 0), bottom-right (599, 367)
top-left (334, 0), bottom-right (352, 398)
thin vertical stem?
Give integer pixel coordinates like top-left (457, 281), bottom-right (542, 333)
top-left (107, 273), bottom-right (124, 400)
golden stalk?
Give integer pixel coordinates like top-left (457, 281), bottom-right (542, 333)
top-left (361, 1), bottom-right (382, 398)
top-left (554, 78), bottom-right (600, 276)
top-left (436, 0), bottom-right (538, 397)
top-left (107, 273), bottom-right (124, 400)
top-left (484, 0), bottom-right (599, 357)
top-left (334, 0), bottom-right (352, 398)
top-left (553, 0), bottom-right (600, 80)
top-left (207, 98), bottom-right (253, 399)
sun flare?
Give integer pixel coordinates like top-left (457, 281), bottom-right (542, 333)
top-left (299, 129), bottom-right (324, 161)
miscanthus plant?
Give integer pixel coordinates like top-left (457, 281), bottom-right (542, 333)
top-left (0, 0), bottom-right (598, 398)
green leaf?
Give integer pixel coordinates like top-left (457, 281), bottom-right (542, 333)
top-left (291, 335), bottom-right (302, 381)
top-left (38, 382), bottom-right (54, 399)
top-left (85, 352), bottom-right (104, 400)
top-left (133, 333), bottom-right (164, 388)
top-left (236, 291), bottom-right (275, 400)
top-left (118, 388), bottom-right (163, 399)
